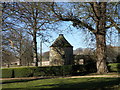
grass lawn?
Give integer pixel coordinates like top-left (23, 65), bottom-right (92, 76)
top-left (1, 77), bottom-right (120, 90)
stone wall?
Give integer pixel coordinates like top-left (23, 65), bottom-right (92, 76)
top-left (49, 47), bottom-right (73, 66)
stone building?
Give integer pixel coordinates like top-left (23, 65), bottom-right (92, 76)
top-left (49, 34), bottom-right (73, 66)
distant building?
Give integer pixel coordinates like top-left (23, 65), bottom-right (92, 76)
top-left (11, 60), bottom-right (20, 65)
top-left (41, 61), bottom-right (50, 66)
top-left (49, 34), bottom-right (73, 66)
top-left (32, 61), bottom-right (50, 66)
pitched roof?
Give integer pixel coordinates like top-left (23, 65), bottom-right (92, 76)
top-left (50, 34), bottom-right (73, 47)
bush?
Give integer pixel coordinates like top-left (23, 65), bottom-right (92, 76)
top-left (108, 63), bottom-right (120, 73)
top-left (72, 65), bottom-right (86, 75)
top-left (33, 67), bottom-right (50, 77)
top-left (2, 68), bottom-right (14, 78)
top-left (33, 66), bottom-right (71, 77)
top-left (2, 63), bottom-right (105, 78)
top-left (2, 65), bottom-right (93, 78)
top-left (50, 66), bottom-right (62, 76)
top-left (62, 65), bottom-right (72, 76)
top-left (2, 66), bottom-right (72, 78)
top-left (14, 67), bottom-right (33, 78)
top-left (85, 62), bottom-right (97, 73)
top-left (116, 55), bottom-right (120, 63)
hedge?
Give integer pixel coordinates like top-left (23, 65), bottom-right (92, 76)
top-left (50, 66), bottom-right (63, 76)
top-left (62, 65), bottom-right (72, 76)
top-left (14, 67), bottom-right (33, 78)
top-left (85, 62), bottom-right (97, 73)
top-left (33, 65), bottom-right (72, 77)
top-left (72, 65), bottom-right (86, 75)
top-left (4, 63), bottom-right (119, 78)
top-left (33, 66), bottom-right (61, 77)
top-left (2, 68), bottom-right (14, 78)
top-left (2, 65), bottom-right (73, 78)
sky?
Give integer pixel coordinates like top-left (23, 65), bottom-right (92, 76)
top-left (37, 22), bottom-right (119, 53)
top-left (30, 2), bottom-right (120, 53)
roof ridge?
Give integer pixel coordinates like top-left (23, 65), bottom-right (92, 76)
top-left (50, 34), bottom-right (73, 47)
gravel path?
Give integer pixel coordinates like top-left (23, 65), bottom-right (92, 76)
top-left (67, 75), bottom-right (120, 78)
top-left (0, 74), bottom-right (120, 81)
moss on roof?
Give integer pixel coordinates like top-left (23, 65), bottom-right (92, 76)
top-left (50, 34), bottom-right (73, 47)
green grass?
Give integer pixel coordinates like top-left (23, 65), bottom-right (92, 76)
top-left (108, 63), bottom-right (120, 72)
top-left (1, 77), bottom-right (120, 90)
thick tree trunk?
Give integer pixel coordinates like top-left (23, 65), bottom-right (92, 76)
top-left (95, 2), bottom-right (108, 74)
top-left (96, 34), bottom-right (108, 74)
top-left (33, 31), bottom-right (39, 67)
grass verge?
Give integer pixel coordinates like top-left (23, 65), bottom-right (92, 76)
top-left (1, 77), bottom-right (120, 90)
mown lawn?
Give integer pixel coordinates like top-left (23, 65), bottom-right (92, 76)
top-left (1, 77), bottom-right (120, 90)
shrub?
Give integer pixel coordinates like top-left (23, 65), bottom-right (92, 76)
top-left (33, 66), bottom-right (71, 77)
top-left (108, 63), bottom-right (120, 73)
top-left (2, 68), bottom-right (14, 78)
top-left (14, 67), bottom-right (33, 78)
top-left (72, 65), bottom-right (86, 75)
top-left (2, 63), bottom-right (105, 78)
top-left (85, 62), bottom-right (97, 73)
top-left (33, 67), bottom-right (49, 77)
top-left (50, 66), bottom-right (62, 76)
top-left (62, 65), bottom-right (72, 76)
top-left (116, 55), bottom-right (120, 63)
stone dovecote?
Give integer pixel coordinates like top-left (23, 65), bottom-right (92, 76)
top-left (49, 34), bottom-right (73, 66)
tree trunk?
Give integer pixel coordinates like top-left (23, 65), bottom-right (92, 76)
top-left (19, 31), bottom-right (22, 66)
top-left (95, 2), bottom-right (108, 74)
top-left (33, 31), bottom-right (39, 67)
top-left (96, 34), bottom-right (108, 74)
top-left (7, 64), bottom-right (10, 68)
top-left (40, 39), bottom-right (42, 66)
top-left (19, 44), bottom-right (22, 66)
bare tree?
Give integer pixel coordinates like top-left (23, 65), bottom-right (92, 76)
top-left (49, 2), bottom-right (120, 73)
top-left (2, 2), bottom-right (51, 66)
top-left (2, 48), bottom-right (16, 68)
top-left (2, 25), bottom-right (34, 65)
top-left (21, 38), bottom-right (33, 66)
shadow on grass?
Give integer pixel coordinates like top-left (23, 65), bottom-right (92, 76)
top-left (40, 78), bottom-right (119, 89)
top-left (2, 78), bottom-right (120, 90)
top-left (1, 77), bottom-right (51, 84)
top-left (39, 78), bottom-right (120, 90)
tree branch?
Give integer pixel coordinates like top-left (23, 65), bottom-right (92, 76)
top-left (59, 17), bottom-right (96, 34)
top-left (106, 17), bottom-right (120, 33)
top-left (51, 2), bottom-right (96, 34)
